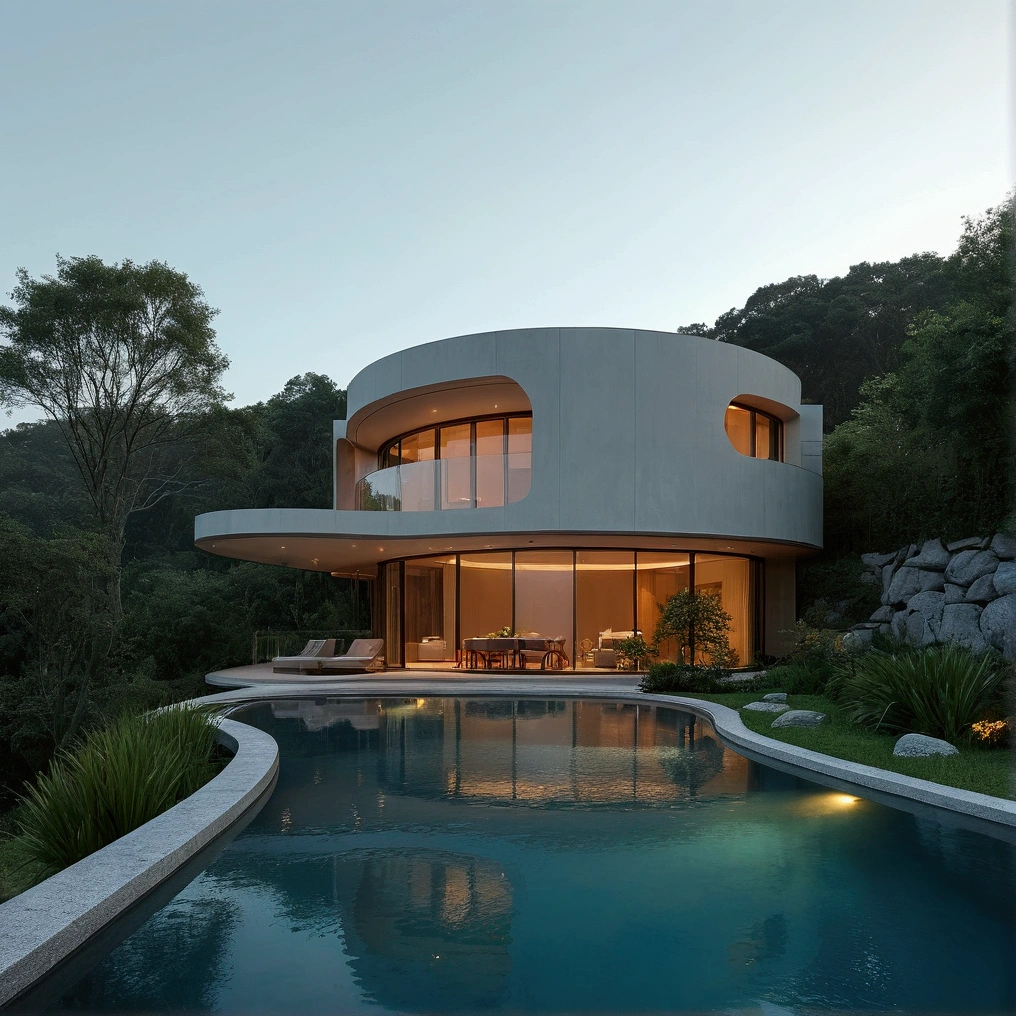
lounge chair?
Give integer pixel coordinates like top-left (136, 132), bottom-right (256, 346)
top-left (300, 638), bottom-right (385, 674)
top-left (272, 639), bottom-right (337, 672)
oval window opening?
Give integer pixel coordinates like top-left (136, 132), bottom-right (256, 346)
top-left (724, 402), bottom-right (784, 461)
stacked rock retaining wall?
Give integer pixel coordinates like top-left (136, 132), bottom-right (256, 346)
top-left (848, 534), bottom-right (1016, 660)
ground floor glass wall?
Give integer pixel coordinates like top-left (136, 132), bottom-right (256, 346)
top-left (381, 550), bottom-right (760, 670)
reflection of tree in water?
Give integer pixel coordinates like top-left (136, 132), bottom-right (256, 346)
top-left (58, 895), bottom-right (239, 1011)
top-left (727, 913), bottom-right (788, 976)
top-left (333, 848), bottom-right (514, 1012)
top-left (656, 734), bottom-right (725, 797)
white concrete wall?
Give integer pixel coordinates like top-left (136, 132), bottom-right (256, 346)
top-left (337, 328), bottom-right (822, 548)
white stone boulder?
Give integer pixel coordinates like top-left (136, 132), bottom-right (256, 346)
top-left (893, 733), bottom-right (959, 758)
top-left (938, 603), bottom-right (988, 653)
top-left (762, 692), bottom-right (788, 703)
top-left (886, 566), bottom-right (922, 605)
top-left (903, 539), bottom-right (950, 571)
top-left (743, 701), bottom-right (789, 713)
top-left (993, 561), bottom-right (1016, 597)
top-left (965, 572), bottom-right (997, 603)
top-left (979, 594), bottom-right (1016, 660)
top-left (990, 533), bottom-right (1016, 560)
top-left (944, 549), bottom-right (998, 587)
top-left (771, 710), bottom-right (826, 728)
top-left (946, 537), bottom-right (987, 552)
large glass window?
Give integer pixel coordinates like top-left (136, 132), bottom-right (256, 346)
top-left (475, 419), bottom-right (506, 507)
top-left (387, 549), bottom-right (754, 672)
top-left (637, 553), bottom-right (691, 663)
top-left (399, 428), bottom-right (436, 511)
top-left (575, 552), bottom-right (635, 669)
top-left (507, 417), bottom-right (532, 503)
top-left (459, 553), bottom-right (512, 644)
top-left (724, 403), bottom-right (782, 461)
top-left (695, 554), bottom-right (752, 668)
top-left (403, 556), bottom-right (457, 665)
top-left (361, 414), bottom-right (532, 512)
top-left (440, 424), bottom-right (472, 510)
top-left (383, 562), bottom-right (402, 667)
top-left (514, 551), bottom-right (573, 665)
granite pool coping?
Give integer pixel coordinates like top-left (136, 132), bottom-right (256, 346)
top-left (0, 717), bottom-right (279, 1008)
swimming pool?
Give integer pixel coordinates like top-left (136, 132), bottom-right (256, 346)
top-left (52, 697), bottom-right (1015, 1013)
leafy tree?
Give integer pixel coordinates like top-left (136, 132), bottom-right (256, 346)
top-left (0, 256), bottom-right (229, 614)
top-left (653, 590), bottom-right (736, 667)
top-left (0, 517), bottom-right (116, 804)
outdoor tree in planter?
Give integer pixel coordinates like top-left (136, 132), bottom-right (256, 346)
top-left (653, 590), bottom-right (737, 668)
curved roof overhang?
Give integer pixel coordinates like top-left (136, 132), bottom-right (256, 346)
top-left (345, 376), bottom-right (531, 450)
top-left (195, 518), bottom-right (818, 578)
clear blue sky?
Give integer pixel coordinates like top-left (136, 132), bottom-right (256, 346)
top-left (0, 1), bottom-right (1010, 419)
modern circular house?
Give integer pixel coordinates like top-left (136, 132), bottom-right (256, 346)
top-left (195, 328), bottom-right (823, 669)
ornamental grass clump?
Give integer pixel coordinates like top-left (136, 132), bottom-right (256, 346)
top-left (832, 644), bottom-right (1011, 744)
top-left (18, 706), bottom-right (221, 878)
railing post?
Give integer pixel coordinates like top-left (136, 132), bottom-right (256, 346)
top-left (252, 630), bottom-right (258, 666)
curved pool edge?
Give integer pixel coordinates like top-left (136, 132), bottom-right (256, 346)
top-left (194, 678), bottom-right (1016, 835)
top-left (0, 718), bottom-right (280, 1008)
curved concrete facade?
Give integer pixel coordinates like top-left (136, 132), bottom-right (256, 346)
top-left (195, 328), bottom-right (823, 658)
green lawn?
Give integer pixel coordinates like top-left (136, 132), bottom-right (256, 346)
top-left (669, 690), bottom-right (1015, 801)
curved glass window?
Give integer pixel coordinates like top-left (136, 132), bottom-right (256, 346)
top-left (382, 549), bottom-right (759, 671)
top-left (356, 414), bottom-right (532, 511)
top-left (724, 403), bottom-right (783, 461)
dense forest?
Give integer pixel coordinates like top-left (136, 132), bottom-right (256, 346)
top-left (0, 196), bottom-right (1011, 807)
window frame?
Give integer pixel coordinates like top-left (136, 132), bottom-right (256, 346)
top-left (727, 402), bottom-right (784, 461)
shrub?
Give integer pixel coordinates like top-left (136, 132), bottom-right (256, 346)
top-left (762, 661), bottom-right (829, 696)
top-left (653, 591), bottom-right (737, 667)
top-left (615, 635), bottom-right (655, 672)
top-left (640, 662), bottom-right (732, 694)
top-left (832, 645), bottom-right (1012, 743)
top-left (17, 706), bottom-right (222, 878)
top-left (971, 718), bottom-right (1014, 749)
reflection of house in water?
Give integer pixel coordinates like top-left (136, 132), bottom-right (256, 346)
top-left (270, 700), bottom-right (381, 733)
top-left (373, 698), bottom-right (748, 804)
top-left (331, 848), bottom-right (513, 1012)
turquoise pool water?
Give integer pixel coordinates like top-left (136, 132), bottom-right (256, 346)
top-left (54, 697), bottom-right (1014, 1013)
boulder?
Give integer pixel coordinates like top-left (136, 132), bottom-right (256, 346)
top-left (890, 610), bottom-right (910, 640)
top-left (989, 533), bottom-right (1016, 560)
top-left (903, 539), bottom-right (950, 571)
top-left (893, 733), bottom-right (959, 758)
top-left (980, 594), bottom-right (1016, 660)
top-left (742, 701), bottom-right (789, 713)
top-left (917, 569), bottom-right (945, 593)
top-left (762, 692), bottom-right (788, 703)
top-left (939, 603), bottom-right (987, 653)
top-left (771, 709), bottom-right (826, 729)
top-left (843, 628), bottom-right (874, 651)
top-left (946, 537), bottom-right (987, 553)
top-left (965, 573), bottom-right (998, 603)
top-left (886, 566), bottom-right (922, 606)
top-left (944, 583), bottom-right (966, 604)
top-left (861, 551), bottom-right (897, 567)
top-left (881, 565), bottom-right (897, 599)
top-left (895, 543), bottom-right (918, 564)
top-left (944, 549), bottom-right (998, 587)
top-left (906, 590), bottom-right (945, 635)
top-left (993, 561), bottom-right (1016, 597)
top-left (870, 605), bottom-right (894, 623)
top-left (904, 610), bottom-right (936, 646)
top-left (859, 570), bottom-right (879, 585)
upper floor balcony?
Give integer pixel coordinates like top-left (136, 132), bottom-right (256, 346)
top-left (353, 414), bottom-right (532, 511)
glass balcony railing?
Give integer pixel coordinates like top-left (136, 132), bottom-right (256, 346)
top-left (354, 452), bottom-right (531, 511)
